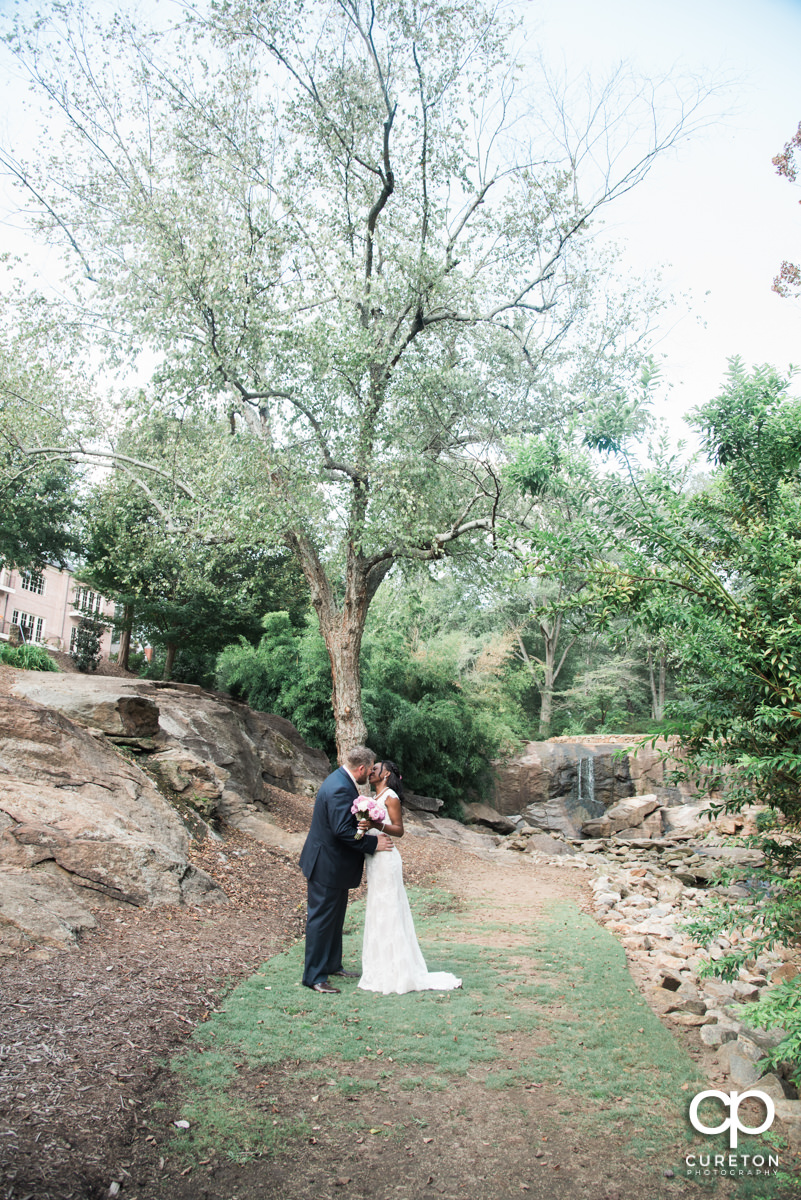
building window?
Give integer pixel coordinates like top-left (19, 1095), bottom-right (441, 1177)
top-left (74, 587), bottom-right (103, 616)
top-left (69, 625), bottom-right (79, 653)
top-left (20, 570), bottom-right (45, 596)
top-left (12, 610), bottom-right (44, 643)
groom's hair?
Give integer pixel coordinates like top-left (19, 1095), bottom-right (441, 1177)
top-left (344, 745), bottom-right (376, 770)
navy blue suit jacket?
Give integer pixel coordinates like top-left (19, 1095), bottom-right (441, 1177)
top-left (299, 766), bottom-right (378, 889)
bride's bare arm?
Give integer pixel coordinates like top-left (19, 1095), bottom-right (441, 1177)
top-left (379, 792), bottom-right (404, 838)
top-left (358, 791), bottom-right (404, 838)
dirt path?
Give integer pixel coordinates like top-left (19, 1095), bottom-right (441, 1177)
top-left (1, 822), bottom-right (779, 1200)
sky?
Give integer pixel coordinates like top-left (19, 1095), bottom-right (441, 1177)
top-left (0, 0), bottom-right (798, 438)
top-left (525, 0), bottom-right (801, 432)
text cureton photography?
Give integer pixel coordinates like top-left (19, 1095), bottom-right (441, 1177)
top-left (684, 1152), bottom-right (780, 1179)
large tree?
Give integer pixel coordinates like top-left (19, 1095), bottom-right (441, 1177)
top-left (1, 0), bottom-right (707, 754)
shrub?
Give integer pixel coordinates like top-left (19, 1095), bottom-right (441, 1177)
top-left (0, 642), bottom-right (60, 671)
top-left (216, 613), bottom-right (334, 751)
top-left (216, 615), bottom-right (523, 813)
top-left (70, 617), bottom-right (103, 672)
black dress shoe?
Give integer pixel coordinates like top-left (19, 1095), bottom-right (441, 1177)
top-left (307, 981), bottom-right (340, 994)
top-left (330, 969), bottom-right (359, 978)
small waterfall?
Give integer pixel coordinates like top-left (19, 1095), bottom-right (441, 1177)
top-left (577, 755), bottom-right (594, 809)
top-left (574, 753), bottom-right (604, 820)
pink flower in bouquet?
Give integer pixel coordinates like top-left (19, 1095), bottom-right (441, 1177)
top-left (351, 796), bottom-right (387, 838)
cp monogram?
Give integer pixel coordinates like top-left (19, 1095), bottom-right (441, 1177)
top-left (689, 1089), bottom-right (775, 1149)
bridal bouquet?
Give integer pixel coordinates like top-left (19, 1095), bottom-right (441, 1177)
top-left (351, 796), bottom-right (387, 839)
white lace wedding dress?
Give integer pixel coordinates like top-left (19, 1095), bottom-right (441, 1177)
top-left (359, 793), bottom-right (462, 995)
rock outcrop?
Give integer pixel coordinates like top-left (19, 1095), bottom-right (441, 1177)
top-left (0, 694), bottom-right (224, 952)
top-left (491, 736), bottom-right (702, 839)
top-left (10, 674), bottom-right (331, 820)
top-left (491, 740), bottom-right (634, 836)
top-left (1, 671), bottom-right (335, 953)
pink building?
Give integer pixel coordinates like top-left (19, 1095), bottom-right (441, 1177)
top-left (0, 564), bottom-right (115, 657)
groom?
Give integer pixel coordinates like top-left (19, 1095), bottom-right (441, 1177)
top-left (300, 745), bottom-right (393, 993)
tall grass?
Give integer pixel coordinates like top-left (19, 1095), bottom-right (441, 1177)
top-left (0, 642), bottom-right (59, 671)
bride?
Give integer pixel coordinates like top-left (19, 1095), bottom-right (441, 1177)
top-left (356, 759), bottom-right (462, 995)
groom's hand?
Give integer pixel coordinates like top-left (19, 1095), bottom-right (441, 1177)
top-left (375, 832), bottom-right (394, 851)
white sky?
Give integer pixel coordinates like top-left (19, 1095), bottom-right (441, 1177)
top-left (0, 0), bottom-right (798, 437)
top-left (525, 0), bottom-right (801, 432)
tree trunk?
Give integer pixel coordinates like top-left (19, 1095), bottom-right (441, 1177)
top-left (118, 603), bottom-right (133, 672)
top-left (324, 624), bottom-right (369, 754)
top-left (648, 651), bottom-right (666, 722)
top-left (163, 641), bottom-right (177, 681)
top-left (288, 531), bottom-right (392, 761)
top-left (537, 616), bottom-right (575, 739)
top-left (514, 619), bottom-right (574, 741)
top-left (538, 680), bottom-right (554, 739)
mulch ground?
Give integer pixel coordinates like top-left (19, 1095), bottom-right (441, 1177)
top-left (43, 653), bottom-right (138, 678)
top-left (0, 788), bottom-right (471, 1200)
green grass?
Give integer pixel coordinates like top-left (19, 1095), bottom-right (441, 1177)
top-left (165, 887), bottom-right (791, 1193)
top-left (0, 642), bottom-right (59, 670)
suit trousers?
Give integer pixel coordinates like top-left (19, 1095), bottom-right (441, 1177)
top-left (303, 878), bottom-right (350, 986)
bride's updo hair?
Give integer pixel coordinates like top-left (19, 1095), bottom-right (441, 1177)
top-left (381, 760), bottom-right (405, 804)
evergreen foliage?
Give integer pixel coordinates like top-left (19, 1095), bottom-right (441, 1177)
top-left (216, 605), bottom-right (525, 813)
top-left (70, 617), bottom-right (103, 673)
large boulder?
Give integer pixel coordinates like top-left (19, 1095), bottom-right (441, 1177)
top-left (404, 790), bottom-right (444, 814)
top-left (4, 674), bottom-right (159, 737)
top-left (0, 694), bottom-right (224, 952)
top-left (463, 802), bottom-right (517, 834)
top-left (10, 674), bottom-right (331, 820)
top-left (581, 794), bottom-right (662, 839)
top-left (661, 802), bottom-right (713, 836)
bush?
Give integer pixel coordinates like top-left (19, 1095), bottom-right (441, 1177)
top-left (361, 630), bottom-right (522, 816)
top-left (216, 616), bottom-right (523, 814)
top-left (216, 613), bottom-right (334, 751)
top-left (0, 642), bottom-right (60, 671)
top-left (70, 617), bottom-right (103, 672)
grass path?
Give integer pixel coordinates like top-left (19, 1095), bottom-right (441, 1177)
top-left (152, 855), bottom-right (788, 1200)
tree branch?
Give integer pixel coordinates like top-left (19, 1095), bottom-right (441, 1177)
top-left (17, 444), bottom-right (197, 500)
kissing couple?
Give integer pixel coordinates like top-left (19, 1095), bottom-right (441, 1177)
top-left (299, 745), bottom-right (462, 995)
